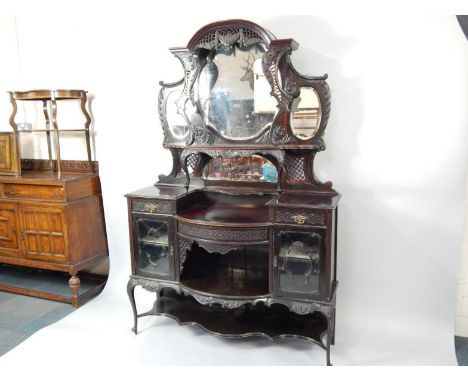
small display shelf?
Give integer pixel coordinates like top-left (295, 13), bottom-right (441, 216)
top-left (8, 89), bottom-right (92, 177)
top-left (177, 190), bottom-right (272, 224)
top-left (138, 238), bottom-right (169, 246)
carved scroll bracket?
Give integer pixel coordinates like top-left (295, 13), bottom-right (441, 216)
top-left (262, 39), bottom-right (298, 111)
top-left (178, 237), bottom-right (193, 273)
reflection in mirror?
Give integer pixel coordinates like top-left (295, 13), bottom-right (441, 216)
top-left (165, 88), bottom-right (190, 139)
top-left (203, 155), bottom-right (278, 183)
top-left (197, 44), bottom-right (277, 140)
top-left (290, 87), bottom-right (321, 140)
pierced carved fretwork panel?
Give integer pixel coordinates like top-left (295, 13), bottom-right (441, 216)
top-left (191, 27), bottom-right (265, 50)
top-left (178, 221), bottom-right (268, 242)
top-left (285, 155), bottom-right (306, 181)
top-left (180, 153), bottom-right (200, 176)
top-left (178, 237), bottom-right (192, 273)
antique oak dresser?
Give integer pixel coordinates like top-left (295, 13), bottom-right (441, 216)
top-left (126, 19), bottom-right (339, 365)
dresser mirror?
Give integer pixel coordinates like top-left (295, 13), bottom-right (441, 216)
top-left (197, 43), bottom-right (277, 140)
top-left (128, 19), bottom-right (340, 366)
top-left (291, 87), bottom-right (321, 140)
top-left (203, 155), bottom-right (278, 183)
top-left (164, 87), bottom-right (190, 139)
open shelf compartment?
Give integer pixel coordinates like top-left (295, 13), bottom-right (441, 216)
top-left (180, 242), bottom-right (269, 297)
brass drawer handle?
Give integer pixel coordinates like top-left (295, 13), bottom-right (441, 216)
top-left (5, 190), bottom-right (15, 196)
top-left (292, 214), bottom-right (307, 225)
top-left (147, 204), bottom-right (158, 213)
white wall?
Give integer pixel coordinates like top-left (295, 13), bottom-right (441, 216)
top-left (0, 14), bottom-right (467, 365)
top-left (456, 178), bottom-right (468, 336)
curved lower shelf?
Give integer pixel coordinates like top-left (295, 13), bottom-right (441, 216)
top-left (139, 288), bottom-right (328, 347)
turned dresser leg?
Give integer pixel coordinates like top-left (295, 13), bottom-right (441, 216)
top-left (127, 280), bottom-right (138, 334)
top-left (326, 314), bottom-right (333, 366)
top-left (69, 274), bottom-right (80, 308)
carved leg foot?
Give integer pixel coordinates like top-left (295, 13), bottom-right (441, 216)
top-left (127, 279), bottom-right (138, 334)
top-left (68, 274), bottom-right (80, 308)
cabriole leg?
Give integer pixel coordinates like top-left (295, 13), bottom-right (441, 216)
top-left (127, 279), bottom-right (138, 334)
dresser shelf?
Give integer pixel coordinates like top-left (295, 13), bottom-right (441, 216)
top-left (138, 288), bottom-right (328, 347)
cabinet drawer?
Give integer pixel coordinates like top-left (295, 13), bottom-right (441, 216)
top-left (3, 184), bottom-right (64, 201)
top-left (275, 208), bottom-right (326, 227)
top-left (178, 221), bottom-right (269, 242)
top-left (132, 199), bottom-right (172, 214)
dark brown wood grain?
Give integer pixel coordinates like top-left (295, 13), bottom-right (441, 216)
top-left (126, 19), bottom-right (340, 365)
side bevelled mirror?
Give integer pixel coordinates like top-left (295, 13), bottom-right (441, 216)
top-left (290, 87), bottom-right (321, 140)
top-left (165, 86), bottom-right (190, 139)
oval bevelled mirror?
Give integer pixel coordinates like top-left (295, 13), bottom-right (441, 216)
top-left (197, 43), bottom-right (277, 140)
top-left (203, 155), bottom-right (278, 183)
top-left (290, 87), bottom-right (321, 140)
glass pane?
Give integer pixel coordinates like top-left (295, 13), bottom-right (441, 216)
top-left (278, 231), bottom-right (321, 294)
top-left (203, 155), bottom-right (277, 183)
top-left (136, 219), bottom-right (168, 245)
top-left (165, 87), bottom-right (190, 139)
top-left (290, 87), bottom-right (321, 140)
top-left (138, 243), bottom-right (171, 276)
top-left (197, 43), bottom-right (277, 140)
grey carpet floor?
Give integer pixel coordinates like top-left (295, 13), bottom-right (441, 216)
top-left (455, 336), bottom-right (468, 366)
top-left (0, 291), bottom-right (74, 356)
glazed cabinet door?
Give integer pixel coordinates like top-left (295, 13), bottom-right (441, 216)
top-left (19, 204), bottom-right (68, 263)
top-left (133, 214), bottom-right (174, 280)
top-left (274, 227), bottom-right (325, 298)
top-left (0, 202), bottom-right (20, 256)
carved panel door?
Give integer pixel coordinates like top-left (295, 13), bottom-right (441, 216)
top-left (273, 227), bottom-right (325, 298)
top-left (0, 202), bottom-right (20, 256)
top-left (19, 204), bottom-right (68, 263)
top-left (133, 214), bottom-right (174, 280)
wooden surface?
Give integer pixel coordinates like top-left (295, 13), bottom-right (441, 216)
top-left (9, 89), bottom-right (87, 101)
top-left (0, 133), bottom-right (18, 176)
top-left (152, 288), bottom-right (328, 342)
top-left (0, 170), bottom-right (108, 306)
top-left (177, 191), bottom-right (272, 224)
top-left (127, 19), bottom-right (339, 364)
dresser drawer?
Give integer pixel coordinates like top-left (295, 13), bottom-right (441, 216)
top-left (132, 199), bottom-right (173, 214)
top-left (178, 221), bottom-right (269, 243)
top-left (275, 208), bottom-right (327, 227)
top-left (3, 184), bottom-right (64, 201)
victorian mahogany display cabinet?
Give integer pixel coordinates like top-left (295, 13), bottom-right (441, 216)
top-left (0, 90), bottom-right (108, 307)
top-left (126, 20), bottom-right (340, 365)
